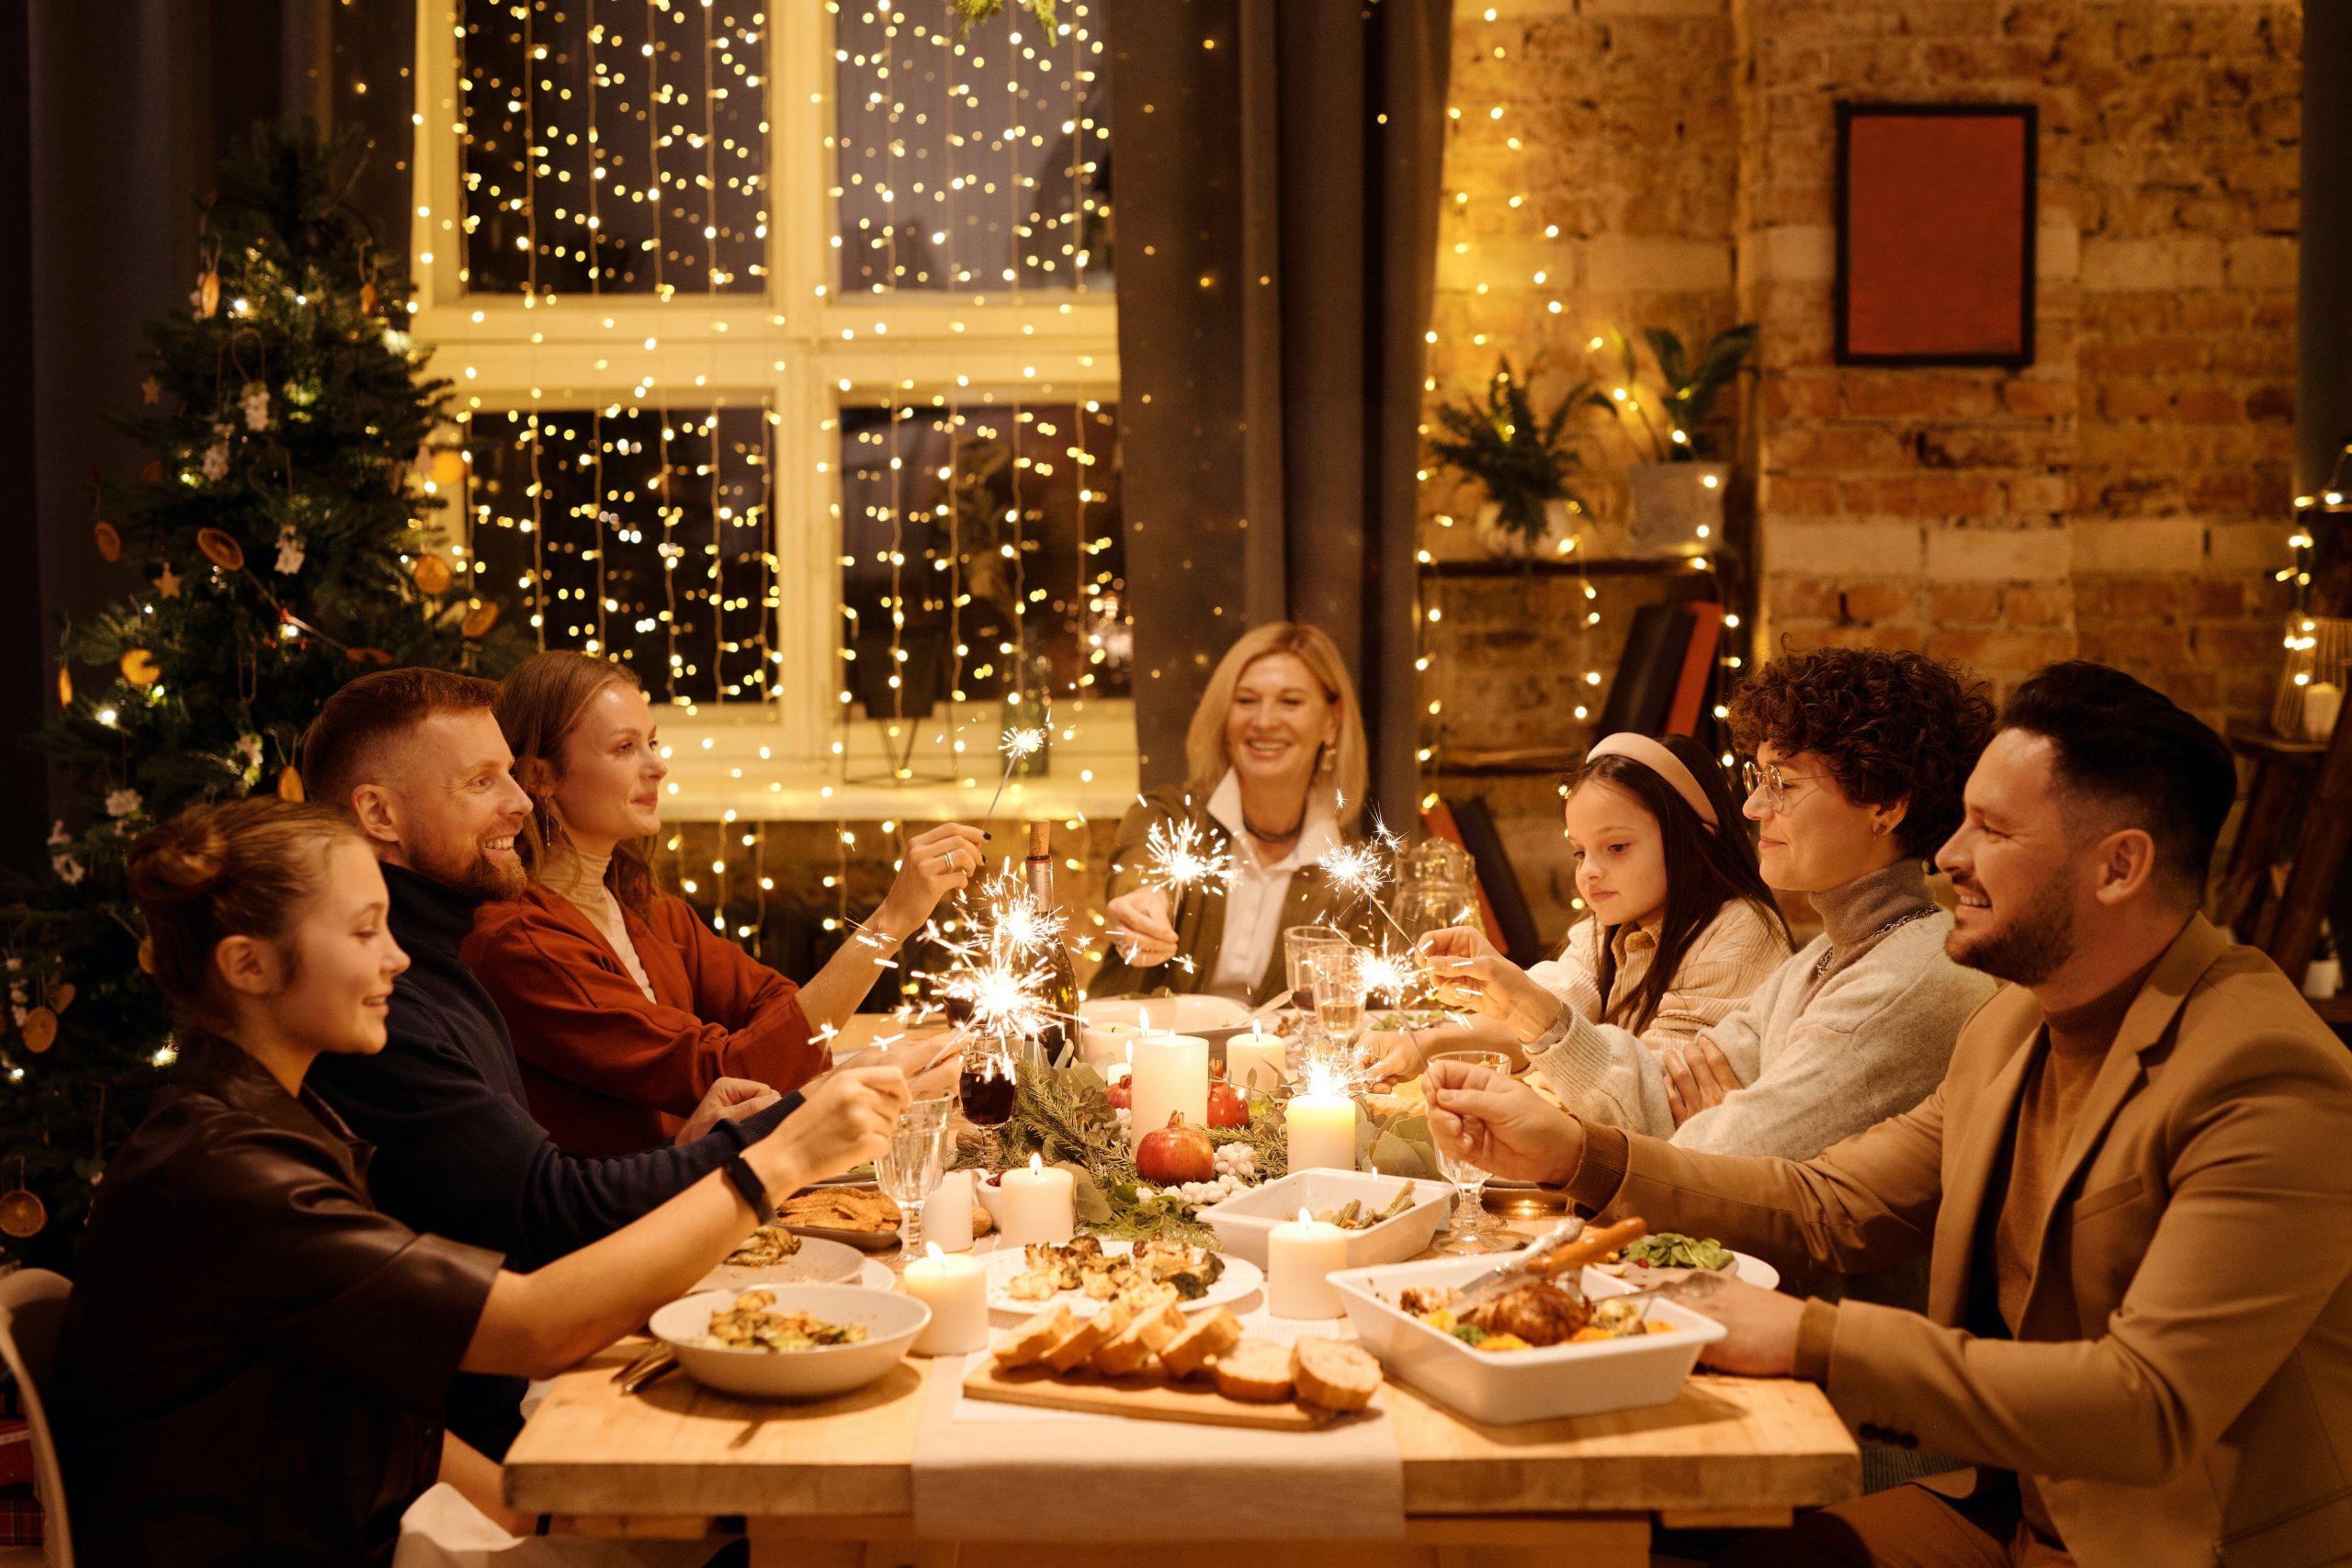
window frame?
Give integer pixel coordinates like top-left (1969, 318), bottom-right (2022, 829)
top-left (405, 0), bottom-right (1131, 820)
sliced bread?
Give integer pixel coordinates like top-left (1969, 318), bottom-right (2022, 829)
top-left (1091, 1301), bottom-right (1187, 1376)
top-left (1291, 1336), bottom-right (1381, 1412)
top-left (991, 1304), bottom-right (1075, 1369)
top-left (1040, 1299), bottom-right (1134, 1373)
top-left (1210, 1337), bottom-right (1295, 1404)
top-left (1157, 1305), bottom-right (1244, 1380)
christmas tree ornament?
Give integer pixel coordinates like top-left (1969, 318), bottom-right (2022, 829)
top-left (360, 280), bottom-right (379, 317)
top-left (193, 269), bottom-right (220, 319)
top-left (243, 381), bottom-right (272, 433)
top-left (119, 649), bottom-right (161, 687)
top-left (104, 788), bottom-right (142, 820)
top-left (140, 374), bottom-right (162, 406)
top-left (274, 525), bottom-right (305, 574)
top-left (345, 647), bottom-right (394, 666)
top-left (277, 767), bottom-right (305, 803)
top-left (20, 1009), bottom-right (56, 1054)
top-left (93, 520), bottom-right (122, 561)
top-left (462, 603), bottom-right (502, 638)
top-left (155, 564), bottom-right (183, 599)
top-left (44, 979), bottom-right (74, 1013)
top-left (0, 1186), bottom-right (45, 1240)
top-left (412, 554), bottom-right (455, 595)
top-left (197, 528), bottom-right (245, 570)
top-left (55, 666), bottom-right (71, 708)
top-left (201, 438), bottom-right (230, 482)
top-left (430, 448), bottom-right (468, 490)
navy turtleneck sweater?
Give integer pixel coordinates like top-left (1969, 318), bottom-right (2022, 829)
top-left (308, 863), bottom-right (803, 1452)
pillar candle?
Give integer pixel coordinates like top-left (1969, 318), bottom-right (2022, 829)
top-left (1285, 1088), bottom-right (1359, 1174)
top-left (904, 1245), bottom-right (990, 1355)
top-left (1267, 1210), bottom-right (1351, 1318)
top-left (1080, 1018), bottom-right (1140, 1069)
top-left (1128, 1032), bottom-right (1209, 1149)
top-left (1225, 1027), bottom-right (1288, 1094)
top-left (997, 1154), bottom-right (1075, 1247)
top-left (926, 1169), bottom-right (975, 1253)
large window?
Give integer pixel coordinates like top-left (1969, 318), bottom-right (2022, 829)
top-left (409, 1), bottom-right (1126, 818)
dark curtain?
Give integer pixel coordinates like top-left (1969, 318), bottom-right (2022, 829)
top-left (1108, 0), bottom-right (1452, 824)
top-left (10, 0), bottom-right (413, 871)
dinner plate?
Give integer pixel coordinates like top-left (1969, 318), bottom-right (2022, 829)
top-left (782, 1221), bottom-right (903, 1254)
top-left (1591, 1248), bottom-right (1780, 1292)
top-left (982, 1238), bottom-right (1263, 1318)
top-left (697, 1233), bottom-right (867, 1292)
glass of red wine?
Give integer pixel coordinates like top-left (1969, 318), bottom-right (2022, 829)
top-left (957, 1039), bottom-right (1018, 1170)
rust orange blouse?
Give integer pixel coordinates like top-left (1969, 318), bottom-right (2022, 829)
top-left (463, 883), bottom-right (827, 1156)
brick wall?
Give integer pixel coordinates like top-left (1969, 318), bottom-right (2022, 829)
top-left (1425, 0), bottom-right (2301, 946)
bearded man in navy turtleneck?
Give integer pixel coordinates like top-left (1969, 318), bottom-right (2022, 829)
top-left (298, 666), bottom-right (801, 1454)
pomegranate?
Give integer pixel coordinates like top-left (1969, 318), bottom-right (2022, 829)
top-left (1205, 1077), bottom-right (1250, 1129)
top-left (1104, 1077), bottom-right (1133, 1111)
top-left (1136, 1111), bottom-right (1216, 1185)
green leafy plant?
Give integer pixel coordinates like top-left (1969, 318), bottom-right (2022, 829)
top-left (1428, 357), bottom-right (1611, 544)
top-left (1600, 323), bottom-right (1758, 462)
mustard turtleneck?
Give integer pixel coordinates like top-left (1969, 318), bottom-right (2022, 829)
top-left (541, 845), bottom-right (656, 1002)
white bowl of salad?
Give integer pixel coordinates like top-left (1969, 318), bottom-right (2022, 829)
top-left (1594, 1232), bottom-right (1781, 1292)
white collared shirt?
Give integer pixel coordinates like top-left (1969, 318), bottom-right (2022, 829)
top-left (1203, 771), bottom-right (1343, 1000)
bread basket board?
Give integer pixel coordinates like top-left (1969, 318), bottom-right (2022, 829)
top-left (961, 1359), bottom-right (1370, 1431)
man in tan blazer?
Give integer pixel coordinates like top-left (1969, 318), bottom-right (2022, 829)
top-left (1427, 661), bottom-right (2352, 1567)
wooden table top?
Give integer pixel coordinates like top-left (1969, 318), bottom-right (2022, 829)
top-left (503, 1012), bottom-right (1860, 1527)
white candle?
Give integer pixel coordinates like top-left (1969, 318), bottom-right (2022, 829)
top-left (904, 1244), bottom-right (990, 1355)
top-left (1267, 1209), bottom-right (1350, 1319)
top-left (997, 1154), bottom-right (1075, 1247)
top-left (1226, 1025), bottom-right (1287, 1094)
top-left (1285, 1085), bottom-right (1359, 1175)
top-left (1080, 1019), bottom-right (1140, 1069)
top-left (1128, 1032), bottom-right (1209, 1150)
top-left (927, 1169), bottom-right (975, 1253)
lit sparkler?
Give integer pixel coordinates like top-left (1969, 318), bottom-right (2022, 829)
top-left (918, 868), bottom-right (1075, 1045)
top-left (980, 725), bottom-right (1049, 824)
top-left (1142, 816), bottom-right (1237, 898)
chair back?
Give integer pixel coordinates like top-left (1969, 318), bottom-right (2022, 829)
top-left (0, 1270), bottom-right (72, 1568)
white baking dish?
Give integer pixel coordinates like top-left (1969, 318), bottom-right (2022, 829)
top-left (1329, 1256), bottom-right (1726, 1424)
top-left (1196, 1168), bottom-right (1453, 1269)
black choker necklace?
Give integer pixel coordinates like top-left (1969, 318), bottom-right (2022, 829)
top-left (1242, 808), bottom-right (1306, 842)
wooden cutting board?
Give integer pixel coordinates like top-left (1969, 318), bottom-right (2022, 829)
top-left (961, 1359), bottom-right (1366, 1431)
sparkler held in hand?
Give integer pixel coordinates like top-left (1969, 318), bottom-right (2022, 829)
top-left (980, 725), bottom-right (1048, 825)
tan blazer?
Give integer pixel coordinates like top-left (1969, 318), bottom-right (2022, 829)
top-left (1589, 917), bottom-right (2352, 1568)
top-left (1087, 784), bottom-right (1371, 1007)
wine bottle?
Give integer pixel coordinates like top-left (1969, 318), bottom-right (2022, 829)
top-left (1025, 819), bottom-right (1081, 1058)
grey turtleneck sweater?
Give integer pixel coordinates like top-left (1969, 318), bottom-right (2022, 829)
top-left (1526, 860), bottom-right (1997, 1158)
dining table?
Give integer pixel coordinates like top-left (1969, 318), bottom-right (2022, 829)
top-left (501, 1017), bottom-right (1861, 1567)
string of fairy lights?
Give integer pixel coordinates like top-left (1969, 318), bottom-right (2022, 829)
top-left (438, 0), bottom-right (1125, 964)
top-left (1417, 11), bottom-right (1750, 838)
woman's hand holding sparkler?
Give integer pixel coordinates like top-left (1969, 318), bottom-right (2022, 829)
top-left (1416, 927), bottom-right (1566, 1045)
top-left (1105, 886), bottom-right (1181, 967)
top-left (874, 822), bottom-right (989, 942)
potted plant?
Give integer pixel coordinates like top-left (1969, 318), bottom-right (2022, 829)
top-left (1429, 357), bottom-right (1611, 558)
top-left (1602, 323), bottom-right (1756, 556)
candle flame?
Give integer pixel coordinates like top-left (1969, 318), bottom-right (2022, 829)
top-left (1296, 1207), bottom-right (1315, 1224)
top-left (1029, 1152), bottom-right (1044, 1175)
top-left (1137, 1005), bottom-right (1150, 1033)
top-left (925, 1241), bottom-right (944, 1260)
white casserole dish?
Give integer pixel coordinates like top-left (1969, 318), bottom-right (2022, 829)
top-left (1196, 1168), bottom-right (1453, 1269)
top-left (1329, 1256), bottom-right (1726, 1424)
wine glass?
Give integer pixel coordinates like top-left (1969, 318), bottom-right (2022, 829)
top-left (876, 1096), bottom-right (954, 1260)
top-left (1422, 1049), bottom-right (1521, 1255)
top-left (957, 1038), bottom-right (1018, 1170)
top-left (1284, 925), bottom-right (1351, 1010)
top-left (1303, 945), bottom-right (1367, 1074)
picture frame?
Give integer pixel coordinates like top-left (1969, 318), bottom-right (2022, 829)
top-left (1835, 103), bottom-right (2038, 368)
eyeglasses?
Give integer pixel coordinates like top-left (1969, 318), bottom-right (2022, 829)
top-left (1740, 759), bottom-right (1827, 812)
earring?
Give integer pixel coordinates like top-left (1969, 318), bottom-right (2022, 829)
top-left (1318, 744), bottom-right (1335, 775)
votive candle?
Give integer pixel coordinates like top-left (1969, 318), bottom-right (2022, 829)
top-left (1267, 1209), bottom-right (1350, 1318)
top-left (904, 1245), bottom-right (990, 1355)
top-left (1285, 1087), bottom-right (1359, 1175)
top-left (997, 1154), bottom-right (1075, 1248)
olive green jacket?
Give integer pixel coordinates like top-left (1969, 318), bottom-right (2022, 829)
top-left (1088, 783), bottom-right (1369, 1008)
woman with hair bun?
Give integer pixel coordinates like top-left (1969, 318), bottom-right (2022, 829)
top-left (55, 798), bottom-right (906, 1567)
top-left (1419, 648), bottom-right (1999, 1160)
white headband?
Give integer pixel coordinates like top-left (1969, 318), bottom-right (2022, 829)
top-left (1584, 733), bottom-right (1721, 829)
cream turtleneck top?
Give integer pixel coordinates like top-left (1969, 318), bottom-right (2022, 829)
top-left (539, 846), bottom-right (657, 1002)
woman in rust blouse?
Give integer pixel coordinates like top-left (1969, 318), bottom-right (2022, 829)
top-left (468, 650), bottom-right (980, 1155)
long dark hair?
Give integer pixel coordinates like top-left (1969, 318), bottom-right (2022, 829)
top-left (1569, 735), bottom-right (1790, 1033)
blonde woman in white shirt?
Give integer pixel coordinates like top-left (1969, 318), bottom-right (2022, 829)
top-left (1093, 622), bottom-right (1373, 1006)
top-left (1364, 733), bottom-right (1788, 1098)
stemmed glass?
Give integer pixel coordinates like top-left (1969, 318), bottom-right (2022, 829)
top-left (876, 1096), bottom-right (954, 1261)
top-left (1285, 925), bottom-right (1351, 1010)
top-left (956, 1037), bottom-right (1018, 1171)
top-left (1423, 1049), bottom-right (1521, 1255)
top-left (1303, 945), bottom-right (1367, 1073)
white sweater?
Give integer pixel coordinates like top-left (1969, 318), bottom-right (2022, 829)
top-left (1525, 861), bottom-right (1996, 1158)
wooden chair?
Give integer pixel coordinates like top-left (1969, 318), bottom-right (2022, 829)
top-left (2210, 716), bottom-right (2352, 1024)
top-left (0, 1270), bottom-right (70, 1567)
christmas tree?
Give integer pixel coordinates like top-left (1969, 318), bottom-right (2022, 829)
top-left (0, 123), bottom-right (519, 1265)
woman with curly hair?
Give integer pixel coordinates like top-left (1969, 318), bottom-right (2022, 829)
top-left (1425, 646), bottom-right (1998, 1158)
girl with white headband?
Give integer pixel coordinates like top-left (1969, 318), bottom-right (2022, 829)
top-left (1374, 732), bottom-right (1789, 1118)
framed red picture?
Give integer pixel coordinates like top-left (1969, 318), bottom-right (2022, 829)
top-left (1836, 103), bottom-right (2037, 367)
